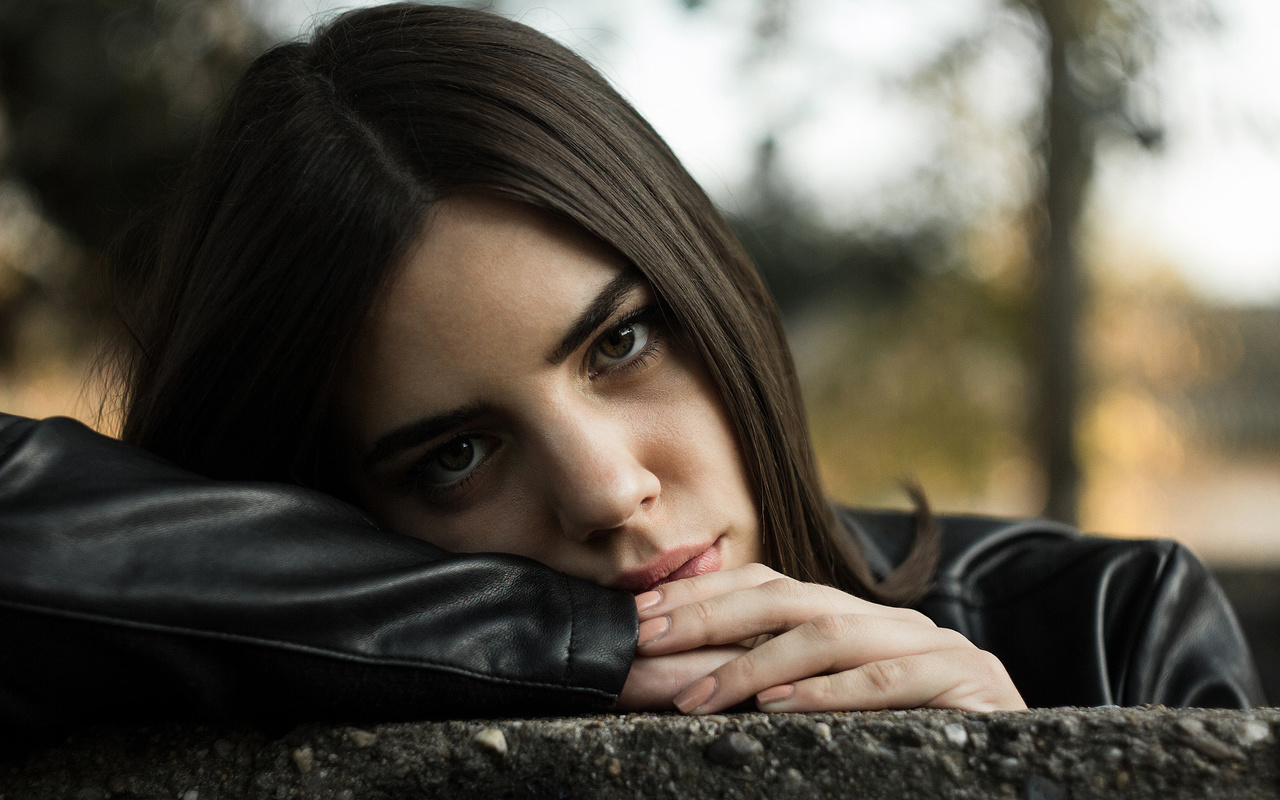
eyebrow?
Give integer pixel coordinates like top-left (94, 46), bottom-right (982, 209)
top-left (362, 402), bottom-right (492, 470)
top-left (362, 271), bottom-right (644, 471)
top-left (547, 270), bottom-right (642, 365)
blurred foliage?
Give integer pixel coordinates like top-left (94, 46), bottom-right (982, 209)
top-left (1088, 282), bottom-right (1280, 457)
top-left (1192, 308), bottom-right (1280, 454)
top-left (710, 0), bottom-right (1244, 521)
top-left (793, 269), bottom-right (1035, 508)
top-left (1078, 261), bottom-right (1280, 553)
top-left (0, 0), bottom-right (1275, 545)
top-left (731, 127), bottom-right (1038, 509)
top-left (0, 0), bottom-right (265, 248)
top-left (738, 193), bottom-right (1044, 511)
top-left (0, 0), bottom-right (266, 375)
top-left (730, 140), bottom-right (936, 315)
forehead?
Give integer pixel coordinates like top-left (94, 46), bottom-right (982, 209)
top-left (344, 196), bottom-right (626, 432)
top-left (393, 197), bottom-right (615, 330)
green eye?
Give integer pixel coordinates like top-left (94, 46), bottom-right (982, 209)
top-left (418, 435), bottom-right (495, 487)
top-left (436, 438), bottom-right (476, 472)
top-left (601, 325), bottom-right (637, 359)
top-left (594, 320), bottom-right (650, 367)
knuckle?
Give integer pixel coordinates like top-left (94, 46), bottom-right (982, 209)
top-left (893, 608), bottom-right (933, 627)
top-left (743, 562), bottom-right (777, 583)
top-left (659, 582), bottom-right (688, 605)
top-left (906, 609), bottom-right (935, 627)
top-left (762, 577), bottom-right (806, 602)
top-left (808, 613), bottom-right (854, 641)
top-left (810, 673), bottom-right (837, 703)
top-left (861, 658), bottom-right (908, 694)
top-left (972, 649), bottom-right (1008, 682)
top-left (938, 628), bottom-right (972, 649)
top-left (941, 648), bottom-right (1019, 710)
top-left (733, 651), bottom-right (762, 684)
top-left (690, 599), bottom-right (718, 626)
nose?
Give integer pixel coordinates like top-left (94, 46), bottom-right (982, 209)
top-left (539, 404), bottom-right (661, 542)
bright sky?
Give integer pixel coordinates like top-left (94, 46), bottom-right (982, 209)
top-left (254, 0), bottom-right (1280, 305)
top-left (1092, 0), bottom-right (1280, 304)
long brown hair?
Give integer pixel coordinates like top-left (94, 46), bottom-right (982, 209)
top-left (113, 3), bottom-right (937, 605)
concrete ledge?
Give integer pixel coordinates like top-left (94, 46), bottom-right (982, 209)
top-left (5, 707), bottom-right (1280, 799)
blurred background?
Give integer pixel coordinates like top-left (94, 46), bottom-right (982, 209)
top-left (2, 0), bottom-right (1278, 690)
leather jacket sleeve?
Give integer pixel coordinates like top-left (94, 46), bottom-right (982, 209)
top-left (844, 509), bottom-right (1265, 708)
top-left (0, 413), bottom-right (638, 732)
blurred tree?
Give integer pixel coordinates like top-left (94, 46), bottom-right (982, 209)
top-left (0, 0), bottom-right (265, 248)
top-left (0, 0), bottom-right (266, 368)
top-left (726, 0), bottom-right (944, 315)
top-left (693, 0), bottom-right (1211, 523)
top-left (1020, 0), bottom-right (1212, 522)
top-left (714, 0), bottom-right (1038, 509)
top-left (733, 135), bottom-right (938, 315)
top-left (1023, 0), bottom-right (1147, 522)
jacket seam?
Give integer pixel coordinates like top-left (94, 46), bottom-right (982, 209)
top-left (563, 575), bottom-right (577, 686)
top-left (0, 597), bottom-right (613, 701)
top-left (1112, 541), bottom-right (1175, 705)
top-left (929, 543), bottom-right (1120, 610)
top-left (936, 521), bottom-right (1079, 582)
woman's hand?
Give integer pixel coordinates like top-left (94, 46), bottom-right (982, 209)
top-left (630, 563), bottom-right (1026, 714)
top-left (615, 646), bottom-right (749, 710)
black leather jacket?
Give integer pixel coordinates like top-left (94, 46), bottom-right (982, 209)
top-left (0, 414), bottom-right (1262, 734)
top-left (843, 509), bottom-right (1264, 708)
top-left (0, 413), bottom-right (635, 732)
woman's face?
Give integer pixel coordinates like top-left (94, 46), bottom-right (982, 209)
top-left (340, 196), bottom-right (762, 592)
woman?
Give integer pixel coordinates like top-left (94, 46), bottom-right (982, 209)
top-left (332, 193), bottom-right (1025, 713)
top-left (113, 0), bottom-right (1025, 714)
top-left (0, 3), bottom-right (1258, 731)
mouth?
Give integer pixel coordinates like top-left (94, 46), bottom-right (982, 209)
top-left (609, 537), bottom-right (724, 594)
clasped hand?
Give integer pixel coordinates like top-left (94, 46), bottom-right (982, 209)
top-left (616, 563), bottom-right (1026, 713)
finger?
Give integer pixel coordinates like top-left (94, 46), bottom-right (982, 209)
top-left (671, 615), bottom-right (971, 713)
top-left (614, 646), bottom-right (748, 711)
top-left (635, 562), bottom-right (781, 618)
top-left (638, 578), bottom-right (935, 656)
top-left (755, 647), bottom-right (1027, 713)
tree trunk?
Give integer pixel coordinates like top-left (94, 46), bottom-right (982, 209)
top-left (1035, 0), bottom-right (1092, 524)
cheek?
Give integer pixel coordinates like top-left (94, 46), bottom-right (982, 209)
top-left (638, 352), bottom-right (758, 513)
top-left (644, 395), bottom-right (734, 482)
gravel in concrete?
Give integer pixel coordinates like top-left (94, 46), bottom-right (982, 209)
top-left (3, 707), bottom-right (1279, 799)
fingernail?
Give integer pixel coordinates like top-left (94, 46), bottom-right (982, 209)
top-left (674, 676), bottom-right (717, 713)
top-left (635, 590), bottom-right (662, 613)
top-left (637, 615), bottom-right (670, 646)
top-left (756, 684), bottom-right (794, 707)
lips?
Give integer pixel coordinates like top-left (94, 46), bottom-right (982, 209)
top-left (609, 538), bottom-right (723, 594)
